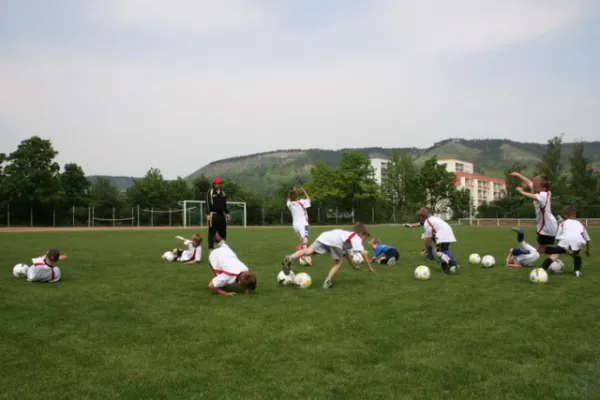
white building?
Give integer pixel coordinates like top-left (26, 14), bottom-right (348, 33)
top-left (370, 158), bottom-right (389, 185)
top-left (437, 159), bottom-right (474, 174)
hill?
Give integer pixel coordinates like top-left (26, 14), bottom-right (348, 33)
top-left (188, 138), bottom-right (600, 194)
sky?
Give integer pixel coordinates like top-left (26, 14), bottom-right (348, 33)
top-left (1, 0), bottom-right (599, 178)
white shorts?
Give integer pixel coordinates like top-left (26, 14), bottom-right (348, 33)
top-left (294, 224), bottom-right (309, 239)
top-left (27, 265), bottom-right (61, 282)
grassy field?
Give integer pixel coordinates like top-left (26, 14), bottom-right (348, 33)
top-left (1, 226), bottom-right (600, 400)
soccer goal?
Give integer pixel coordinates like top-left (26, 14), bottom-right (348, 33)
top-left (180, 200), bottom-right (247, 228)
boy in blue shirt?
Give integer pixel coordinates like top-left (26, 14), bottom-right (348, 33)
top-left (369, 239), bottom-right (400, 265)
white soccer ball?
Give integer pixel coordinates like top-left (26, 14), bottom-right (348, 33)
top-left (530, 268), bottom-right (548, 284)
top-left (414, 265), bottom-right (431, 280)
top-left (277, 270), bottom-right (296, 286)
top-left (161, 251), bottom-right (176, 262)
top-left (469, 253), bottom-right (481, 264)
top-left (299, 256), bottom-right (312, 266)
top-left (294, 272), bottom-right (312, 288)
top-left (481, 255), bottom-right (495, 268)
top-left (548, 259), bottom-right (565, 274)
top-left (352, 252), bottom-right (364, 264)
top-left (13, 263), bottom-right (29, 278)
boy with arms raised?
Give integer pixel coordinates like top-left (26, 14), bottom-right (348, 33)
top-left (539, 206), bottom-right (590, 277)
top-left (282, 223), bottom-right (375, 289)
top-left (509, 172), bottom-right (558, 252)
top-left (417, 208), bottom-right (459, 274)
top-left (208, 236), bottom-right (257, 296)
top-left (286, 187), bottom-right (312, 266)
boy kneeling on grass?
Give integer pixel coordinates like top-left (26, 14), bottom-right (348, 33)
top-left (369, 238), bottom-right (399, 265)
top-left (208, 235), bottom-right (257, 296)
top-left (281, 223), bottom-right (375, 289)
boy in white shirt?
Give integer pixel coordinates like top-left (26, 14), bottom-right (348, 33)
top-left (282, 223), bottom-right (375, 289)
top-left (208, 236), bottom-right (257, 296)
top-left (540, 206), bottom-right (591, 277)
top-left (505, 227), bottom-right (540, 268)
top-left (418, 208), bottom-right (459, 274)
top-left (26, 249), bottom-right (67, 283)
top-left (173, 234), bottom-right (203, 264)
top-left (509, 173), bottom-right (558, 252)
top-left (286, 187), bottom-right (312, 266)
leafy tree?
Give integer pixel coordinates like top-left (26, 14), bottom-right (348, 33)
top-left (449, 188), bottom-right (472, 219)
top-left (191, 175), bottom-right (211, 200)
top-left (0, 153), bottom-right (6, 206)
top-left (89, 177), bottom-right (122, 209)
top-left (168, 177), bottom-right (193, 206)
top-left (306, 162), bottom-right (341, 206)
top-left (2, 136), bottom-right (61, 206)
top-left (125, 168), bottom-right (170, 209)
top-left (382, 152), bottom-right (422, 219)
top-left (535, 136), bottom-right (567, 195)
top-left (419, 157), bottom-right (455, 214)
top-left (60, 163), bottom-right (90, 207)
top-left (568, 143), bottom-right (597, 217)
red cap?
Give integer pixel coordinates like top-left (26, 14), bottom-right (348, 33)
top-left (213, 177), bottom-right (223, 184)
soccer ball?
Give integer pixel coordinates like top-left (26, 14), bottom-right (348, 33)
top-left (414, 265), bottom-right (431, 280)
top-left (469, 253), bottom-right (481, 264)
top-left (352, 252), bottom-right (364, 264)
top-left (294, 272), bottom-right (312, 288)
top-left (13, 263), bottom-right (29, 278)
top-left (530, 268), bottom-right (548, 284)
top-left (277, 270), bottom-right (296, 286)
top-left (161, 251), bottom-right (176, 262)
top-left (548, 259), bottom-right (565, 274)
top-left (481, 255), bottom-right (495, 268)
top-left (299, 256), bottom-right (312, 266)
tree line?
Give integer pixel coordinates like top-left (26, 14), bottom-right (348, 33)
top-left (0, 135), bottom-right (597, 226)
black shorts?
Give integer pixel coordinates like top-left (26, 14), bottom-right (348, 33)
top-left (537, 234), bottom-right (556, 246)
top-left (384, 248), bottom-right (400, 259)
top-left (438, 243), bottom-right (451, 252)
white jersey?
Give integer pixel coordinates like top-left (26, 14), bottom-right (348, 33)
top-left (556, 219), bottom-right (590, 251)
top-left (533, 191), bottom-right (558, 236)
top-left (316, 229), bottom-right (365, 253)
top-left (27, 257), bottom-right (61, 282)
top-left (423, 216), bottom-right (456, 243)
top-left (209, 243), bottom-right (248, 288)
top-left (513, 241), bottom-right (540, 266)
top-left (287, 199), bottom-right (310, 227)
top-left (180, 240), bottom-right (202, 262)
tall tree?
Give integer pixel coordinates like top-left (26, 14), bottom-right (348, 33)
top-left (382, 152), bottom-right (422, 218)
top-left (60, 163), bottom-right (90, 207)
top-left (568, 143), bottom-right (596, 216)
top-left (169, 177), bottom-right (193, 206)
top-left (419, 157), bottom-right (455, 214)
top-left (535, 136), bottom-right (567, 195)
top-left (449, 188), bottom-right (472, 219)
top-left (3, 136), bottom-right (61, 206)
top-left (0, 153), bottom-right (6, 205)
top-left (125, 168), bottom-right (170, 209)
top-left (191, 175), bottom-right (212, 200)
top-left (306, 162), bottom-right (341, 206)
top-left (89, 177), bottom-right (122, 209)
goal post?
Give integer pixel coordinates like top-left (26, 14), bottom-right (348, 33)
top-left (180, 200), bottom-right (247, 228)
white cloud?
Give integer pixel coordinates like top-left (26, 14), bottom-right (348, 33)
top-left (86, 0), bottom-right (266, 35)
top-left (375, 0), bottom-right (586, 57)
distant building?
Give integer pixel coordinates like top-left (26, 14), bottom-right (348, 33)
top-left (453, 172), bottom-right (506, 209)
top-left (437, 159), bottom-right (474, 174)
top-left (370, 158), bottom-right (389, 185)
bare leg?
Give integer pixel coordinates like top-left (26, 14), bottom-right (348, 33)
top-left (323, 260), bottom-right (343, 289)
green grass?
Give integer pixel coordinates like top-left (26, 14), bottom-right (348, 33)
top-left (1, 226), bottom-right (600, 400)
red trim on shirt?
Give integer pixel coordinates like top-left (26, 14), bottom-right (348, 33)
top-left (426, 219), bottom-right (436, 237)
top-left (297, 201), bottom-right (309, 223)
top-left (34, 262), bottom-right (55, 281)
top-left (346, 232), bottom-right (357, 243)
top-left (213, 269), bottom-right (239, 276)
top-left (537, 191), bottom-right (551, 234)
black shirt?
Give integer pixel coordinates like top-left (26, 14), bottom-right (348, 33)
top-left (206, 188), bottom-right (229, 215)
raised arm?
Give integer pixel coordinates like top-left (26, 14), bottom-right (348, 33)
top-left (509, 172), bottom-right (532, 187)
top-left (515, 186), bottom-right (538, 201)
top-left (301, 187), bottom-right (311, 201)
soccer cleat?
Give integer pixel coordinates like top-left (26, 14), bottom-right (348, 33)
top-left (323, 279), bottom-right (333, 289)
top-left (574, 271), bottom-right (582, 278)
top-left (386, 257), bottom-right (396, 265)
top-left (449, 265), bottom-right (457, 274)
top-left (512, 227), bottom-right (525, 243)
top-left (281, 256), bottom-right (292, 275)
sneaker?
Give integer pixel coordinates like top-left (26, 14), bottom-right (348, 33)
top-left (574, 271), bottom-right (582, 278)
top-left (449, 265), bottom-right (457, 274)
top-left (281, 256), bottom-right (292, 275)
top-left (323, 279), bottom-right (333, 289)
top-left (511, 227), bottom-right (525, 243)
top-left (386, 257), bottom-right (396, 265)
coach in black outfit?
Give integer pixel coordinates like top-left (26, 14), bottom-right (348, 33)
top-left (206, 177), bottom-right (231, 251)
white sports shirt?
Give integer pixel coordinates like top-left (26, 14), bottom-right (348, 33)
top-left (180, 240), bottom-right (202, 262)
top-left (287, 199), bottom-right (310, 227)
top-left (209, 243), bottom-right (248, 288)
top-left (556, 219), bottom-right (590, 251)
top-left (316, 229), bottom-right (365, 253)
top-left (513, 242), bottom-right (540, 266)
top-left (533, 191), bottom-right (558, 236)
top-left (423, 216), bottom-right (456, 243)
top-left (27, 257), bottom-right (61, 282)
